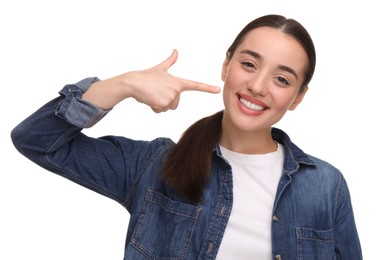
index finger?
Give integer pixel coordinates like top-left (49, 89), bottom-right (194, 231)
top-left (179, 78), bottom-right (221, 94)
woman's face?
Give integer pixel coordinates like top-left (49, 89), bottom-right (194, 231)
top-left (222, 26), bottom-right (309, 133)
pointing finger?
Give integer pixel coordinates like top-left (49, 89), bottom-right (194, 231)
top-left (179, 78), bottom-right (221, 94)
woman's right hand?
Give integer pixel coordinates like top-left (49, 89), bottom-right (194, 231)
top-left (82, 49), bottom-right (221, 112)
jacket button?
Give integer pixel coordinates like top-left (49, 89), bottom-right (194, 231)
top-left (207, 242), bottom-right (213, 253)
top-left (272, 215), bottom-right (279, 222)
top-left (275, 254), bottom-right (282, 260)
top-left (220, 206), bottom-right (225, 215)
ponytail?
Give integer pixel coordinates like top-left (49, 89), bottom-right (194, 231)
top-left (163, 111), bottom-right (223, 203)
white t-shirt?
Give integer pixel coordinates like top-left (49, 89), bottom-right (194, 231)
top-left (216, 143), bottom-right (284, 260)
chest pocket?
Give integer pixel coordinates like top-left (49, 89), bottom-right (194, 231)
top-left (296, 227), bottom-right (336, 260)
top-left (131, 189), bottom-right (201, 260)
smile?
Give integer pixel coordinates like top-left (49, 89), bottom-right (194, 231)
top-left (239, 97), bottom-right (265, 111)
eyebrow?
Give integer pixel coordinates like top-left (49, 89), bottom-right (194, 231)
top-left (278, 65), bottom-right (298, 80)
top-left (240, 49), bottom-right (262, 60)
top-left (240, 49), bottom-right (298, 79)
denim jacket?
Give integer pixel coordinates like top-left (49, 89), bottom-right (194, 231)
top-left (11, 78), bottom-right (362, 260)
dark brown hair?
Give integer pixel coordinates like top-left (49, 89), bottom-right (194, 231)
top-left (163, 14), bottom-right (316, 203)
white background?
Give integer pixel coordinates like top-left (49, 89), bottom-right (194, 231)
top-left (1, 0), bottom-right (377, 259)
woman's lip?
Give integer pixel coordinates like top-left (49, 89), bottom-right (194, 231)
top-left (238, 93), bottom-right (269, 108)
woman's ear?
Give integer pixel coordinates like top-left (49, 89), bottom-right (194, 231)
top-left (289, 86), bottom-right (308, 111)
top-left (221, 52), bottom-right (231, 81)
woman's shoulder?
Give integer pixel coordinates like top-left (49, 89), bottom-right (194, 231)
top-left (299, 153), bottom-right (345, 187)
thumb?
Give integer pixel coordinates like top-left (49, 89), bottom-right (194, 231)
top-left (153, 49), bottom-right (178, 71)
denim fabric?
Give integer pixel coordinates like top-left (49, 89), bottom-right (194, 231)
top-left (11, 78), bottom-right (362, 260)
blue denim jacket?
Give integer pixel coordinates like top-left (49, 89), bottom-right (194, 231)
top-left (11, 78), bottom-right (362, 260)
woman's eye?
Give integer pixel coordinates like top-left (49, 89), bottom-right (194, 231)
top-left (277, 76), bottom-right (289, 86)
top-left (242, 62), bottom-right (256, 69)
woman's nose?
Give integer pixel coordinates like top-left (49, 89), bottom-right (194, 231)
top-left (247, 74), bottom-right (268, 96)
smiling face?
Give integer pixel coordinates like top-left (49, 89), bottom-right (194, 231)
top-left (221, 26), bottom-right (309, 136)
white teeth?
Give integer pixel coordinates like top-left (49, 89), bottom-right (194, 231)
top-left (239, 97), bottom-right (264, 111)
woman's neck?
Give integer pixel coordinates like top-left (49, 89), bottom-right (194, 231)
top-left (219, 125), bottom-right (276, 155)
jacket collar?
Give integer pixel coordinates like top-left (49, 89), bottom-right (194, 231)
top-left (214, 127), bottom-right (316, 175)
top-left (271, 128), bottom-right (316, 175)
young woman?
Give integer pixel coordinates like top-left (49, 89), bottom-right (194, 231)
top-left (11, 14), bottom-right (362, 259)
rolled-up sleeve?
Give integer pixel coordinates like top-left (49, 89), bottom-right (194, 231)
top-left (55, 77), bottom-right (111, 128)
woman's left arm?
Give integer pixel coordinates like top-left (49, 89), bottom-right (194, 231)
top-left (334, 175), bottom-right (363, 259)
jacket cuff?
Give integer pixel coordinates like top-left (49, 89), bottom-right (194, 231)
top-left (55, 77), bottom-right (110, 128)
